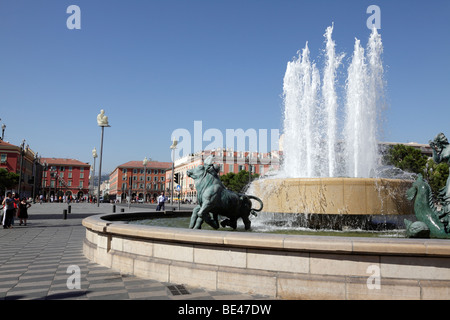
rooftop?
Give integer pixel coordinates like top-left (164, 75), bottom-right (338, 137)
top-left (40, 157), bottom-right (90, 166)
top-left (118, 160), bottom-right (172, 169)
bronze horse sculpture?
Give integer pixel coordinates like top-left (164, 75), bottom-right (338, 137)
top-left (187, 156), bottom-right (263, 230)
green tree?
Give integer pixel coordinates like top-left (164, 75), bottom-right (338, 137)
top-left (423, 158), bottom-right (450, 198)
top-left (383, 144), bottom-right (428, 174)
top-left (383, 144), bottom-right (450, 198)
top-left (220, 170), bottom-right (259, 193)
top-left (0, 168), bottom-right (19, 194)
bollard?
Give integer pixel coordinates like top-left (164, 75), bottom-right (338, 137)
top-left (113, 205), bottom-right (116, 213)
top-left (121, 208), bottom-right (125, 212)
top-left (68, 205), bottom-right (71, 213)
top-left (63, 209), bottom-right (67, 220)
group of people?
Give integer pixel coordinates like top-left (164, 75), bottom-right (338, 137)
top-left (1, 192), bottom-right (31, 229)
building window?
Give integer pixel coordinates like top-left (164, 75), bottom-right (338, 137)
top-left (68, 180), bottom-right (72, 186)
top-left (133, 169), bottom-right (137, 174)
top-left (68, 172), bottom-right (72, 178)
top-left (79, 181), bottom-right (83, 188)
top-left (123, 168), bottom-right (127, 174)
top-left (80, 173), bottom-right (84, 179)
top-left (0, 154), bottom-right (6, 163)
top-left (69, 166), bottom-right (73, 171)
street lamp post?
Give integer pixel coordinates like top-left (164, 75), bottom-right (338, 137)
top-left (143, 157), bottom-right (148, 203)
top-left (1, 123), bottom-right (6, 140)
top-left (17, 140), bottom-right (26, 197)
top-left (50, 166), bottom-right (57, 201)
top-left (32, 153), bottom-right (39, 203)
top-left (246, 153), bottom-right (253, 184)
top-left (91, 147), bottom-right (98, 203)
top-left (170, 138), bottom-right (178, 208)
top-left (96, 109), bottom-right (110, 207)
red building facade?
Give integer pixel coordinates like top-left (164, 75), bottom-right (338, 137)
top-left (0, 140), bottom-right (42, 198)
top-left (40, 158), bottom-right (91, 201)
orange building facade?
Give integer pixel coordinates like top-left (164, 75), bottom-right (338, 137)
top-left (109, 160), bottom-right (172, 202)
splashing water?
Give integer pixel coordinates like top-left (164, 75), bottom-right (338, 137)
top-left (282, 26), bottom-right (385, 178)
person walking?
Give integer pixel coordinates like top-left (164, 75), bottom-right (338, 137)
top-left (18, 197), bottom-right (31, 226)
top-left (2, 192), bottom-right (15, 229)
top-left (156, 192), bottom-right (166, 211)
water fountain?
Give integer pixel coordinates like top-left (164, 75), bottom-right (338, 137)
top-left (82, 25), bottom-right (450, 300)
top-left (252, 25), bottom-right (413, 230)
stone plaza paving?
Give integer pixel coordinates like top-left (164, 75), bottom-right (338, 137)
top-left (0, 202), bottom-right (269, 300)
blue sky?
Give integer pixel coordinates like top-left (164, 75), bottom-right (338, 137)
top-left (0, 0), bottom-right (449, 173)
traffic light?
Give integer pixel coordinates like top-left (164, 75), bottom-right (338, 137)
top-left (174, 173), bottom-right (179, 184)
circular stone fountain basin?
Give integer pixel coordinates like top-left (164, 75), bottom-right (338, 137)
top-left (252, 177), bottom-right (413, 215)
top-left (250, 177), bottom-right (414, 230)
top-left (82, 211), bottom-right (450, 300)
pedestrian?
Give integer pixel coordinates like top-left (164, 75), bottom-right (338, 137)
top-left (12, 193), bottom-right (19, 226)
top-left (18, 197), bottom-right (31, 226)
top-left (156, 192), bottom-right (166, 211)
top-left (2, 192), bottom-right (15, 229)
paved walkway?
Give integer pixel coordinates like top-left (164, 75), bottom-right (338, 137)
top-left (0, 203), bottom-right (269, 300)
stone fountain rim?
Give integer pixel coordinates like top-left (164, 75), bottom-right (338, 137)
top-left (254, 177), bottom-right (414, 182)
top-left (82, 212), bottom-right (450, 258)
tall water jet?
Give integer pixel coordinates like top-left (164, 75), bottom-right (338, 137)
top-left (322, 24), bottom-right (345, 177)
top-left (282, 43), bottom-right (321, 178)
top-left (344, 27), bottom-right (384, 178)
top-left (282, 26), bottom-right (384, 178)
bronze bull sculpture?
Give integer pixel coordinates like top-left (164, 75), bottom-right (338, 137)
top-left (186, 156), bottom-right (263, 230)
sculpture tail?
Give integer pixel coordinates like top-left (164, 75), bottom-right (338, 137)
top-left (247, 195), bottom-right (263, 216)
